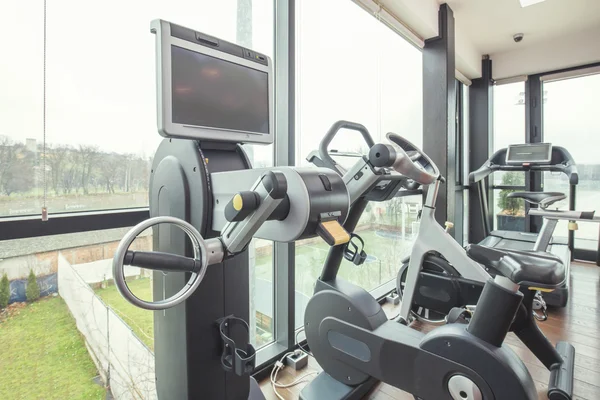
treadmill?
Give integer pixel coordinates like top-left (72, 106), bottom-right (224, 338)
top-left (469, 143), bottom-right (578, 307)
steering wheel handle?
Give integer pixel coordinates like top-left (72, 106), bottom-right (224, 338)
top-left (384, 133), bottom-right (440, 185)
top-left (112, 216), bottom-right (209, 311)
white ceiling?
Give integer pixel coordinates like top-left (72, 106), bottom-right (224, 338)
top-left (377, 0), bottom-right (600, 78)
top-left (444, 0), bottom-right (600, 55)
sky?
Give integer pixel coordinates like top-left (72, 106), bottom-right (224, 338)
top-left (0, 0), bottom-right (598, 165)
top-left (0, 0), bottom-right (272, 159)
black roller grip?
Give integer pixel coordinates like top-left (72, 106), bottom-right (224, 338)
top-left (268, 196), bottom-right (290, 221)
top-left (124, 250), bottom-right (201, 273)
top-left (467, 279), bottom-right (523, 347)
top-left (263, 171), bottom-right (287, 199)
top-left (581, 211), bottom-right (595, 219)
top-left (369, 144), bottom-right (396, 167)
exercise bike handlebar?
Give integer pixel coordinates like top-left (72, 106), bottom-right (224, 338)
top-left (124, 250), bottom-right (203, 273)
top-left (319, 121), bottom-right (376, 175)
top-left (369, 133), bottom-right (441, 185)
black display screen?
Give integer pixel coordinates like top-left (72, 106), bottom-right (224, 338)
top-left (171, 45), bottom-right (269, 134)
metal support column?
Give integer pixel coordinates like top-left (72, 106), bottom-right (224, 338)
top-left (423, 3), bottom-right (457, 228)
top-left (468, 57), bottom-right (493, 244)
top-left (525, 75), bottom-right (543, 234)
top-left (273, 0), bottom-right (296, 354)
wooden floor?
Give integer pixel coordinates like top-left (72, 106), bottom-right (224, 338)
top-left (260, 262), bottom-right (600, 400)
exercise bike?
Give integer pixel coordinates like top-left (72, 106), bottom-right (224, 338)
top-left (301, 126), bottom-right (574, 400)
top-left (396, 143), bottom-right (581, 324)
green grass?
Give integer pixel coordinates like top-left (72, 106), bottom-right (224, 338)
top-left (95, 278), bottom-right (154, 351)
top-left (0, 297), bottom-right (106, 400)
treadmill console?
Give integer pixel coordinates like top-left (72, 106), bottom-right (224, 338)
top-left (506, 143), bottom-right (552, 165)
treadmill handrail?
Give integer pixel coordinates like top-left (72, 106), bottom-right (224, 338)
top-left (529, 209), bottom-right (599, 222)
top-left (469, 146), bottom-right (578, 185)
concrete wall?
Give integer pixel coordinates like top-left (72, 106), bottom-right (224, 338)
top-left (0, 235), bottom-right (152, 281)
top-left (58, 254), bottom-right (157, 400)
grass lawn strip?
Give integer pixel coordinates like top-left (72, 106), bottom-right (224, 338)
top-left (0, 297), bottom-right (106, 400)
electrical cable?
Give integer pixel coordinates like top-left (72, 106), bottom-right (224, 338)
top-left (270, 351), bottom-right (318, 399)
top-left (295, 328), bottom-right (313, 358)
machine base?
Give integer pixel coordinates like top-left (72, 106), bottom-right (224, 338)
top-left (299, 372), bottom-right (377, 400)
top-left (548, 342), bottom-right (575, 400)
top-left (249, 376), bottom-right (266, 400)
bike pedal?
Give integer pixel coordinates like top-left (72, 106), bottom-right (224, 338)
top-left (446, 307), bottom-right (471, 324)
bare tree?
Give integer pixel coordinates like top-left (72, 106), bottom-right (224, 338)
top-left (128, 157), bottom-right (151, 192)
top-left (61, 148), bottom-right (80, 194)
top-left (47, 145), bottom-right (69, 195)
top-left (98, 153), bottom-right (124, 194)
top-left (0, 136), bottom-right (15, 195)
top-left (0, 137), bottom-right (35, 196)
top-left (77, 145), bottom-right (99, 195)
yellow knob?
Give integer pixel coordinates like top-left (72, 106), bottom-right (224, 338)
top-left (445, 222), bottom-right (454, 229)
top-left (233, 194), bottom-right (243, 211)
top-left (568, 221), bottom-right (578, 231)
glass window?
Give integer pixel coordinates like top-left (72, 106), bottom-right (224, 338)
top-left (1, 1), bottom-right (276, 396)
top-left (294, 0), bottom-right (423, 326)
top-left (491, 82), bottom-right (526, 230)
top-left (0, 0), bottom-right (273, 217)
top-left (543, 73), bottom-right (600, 249)
top-left (243, 145), bottom-right (275, 349)
top-left (492, 187), bottom-right (526, 233)
top-left (493, 82), bottom-right (526, 152)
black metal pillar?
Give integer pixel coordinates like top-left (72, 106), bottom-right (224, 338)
top-left (525, 75), bottom-right (543, 233)
top-left (423, 3), bottom-right (456, 227)
top-left (454, 80), bottom-right (464, 244)
top-left (468, 57), bottom-right (493, 244)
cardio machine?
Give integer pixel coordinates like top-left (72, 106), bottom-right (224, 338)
top-left (301, 127), bottom-right (575, 400)
top-left (395, 143), bottom-right (578, 324)
top-left (111, 20), bottom-right (354, 400)
top-left (469, 143), bottom-right (578, 307)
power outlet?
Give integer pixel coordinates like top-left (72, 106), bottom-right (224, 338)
top-left (386, 292), bottom-right (400, 305)
top-left (285, 351), bottom-right (308, 371)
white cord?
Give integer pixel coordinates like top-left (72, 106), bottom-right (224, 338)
top-left (270, 351), bottom-right (318, 399)
top-left (273, 371), bottom-right (319, 388)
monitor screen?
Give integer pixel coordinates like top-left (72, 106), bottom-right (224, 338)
top-left (170, 45), bottom-right (269, 134)
top-left (506, 143), bottom-right (552, 164)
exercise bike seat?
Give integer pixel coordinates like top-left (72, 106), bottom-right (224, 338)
top-left (466, 244), bottom-right (566, 289)
top-left (507, 191), bottom-right (566, 209)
